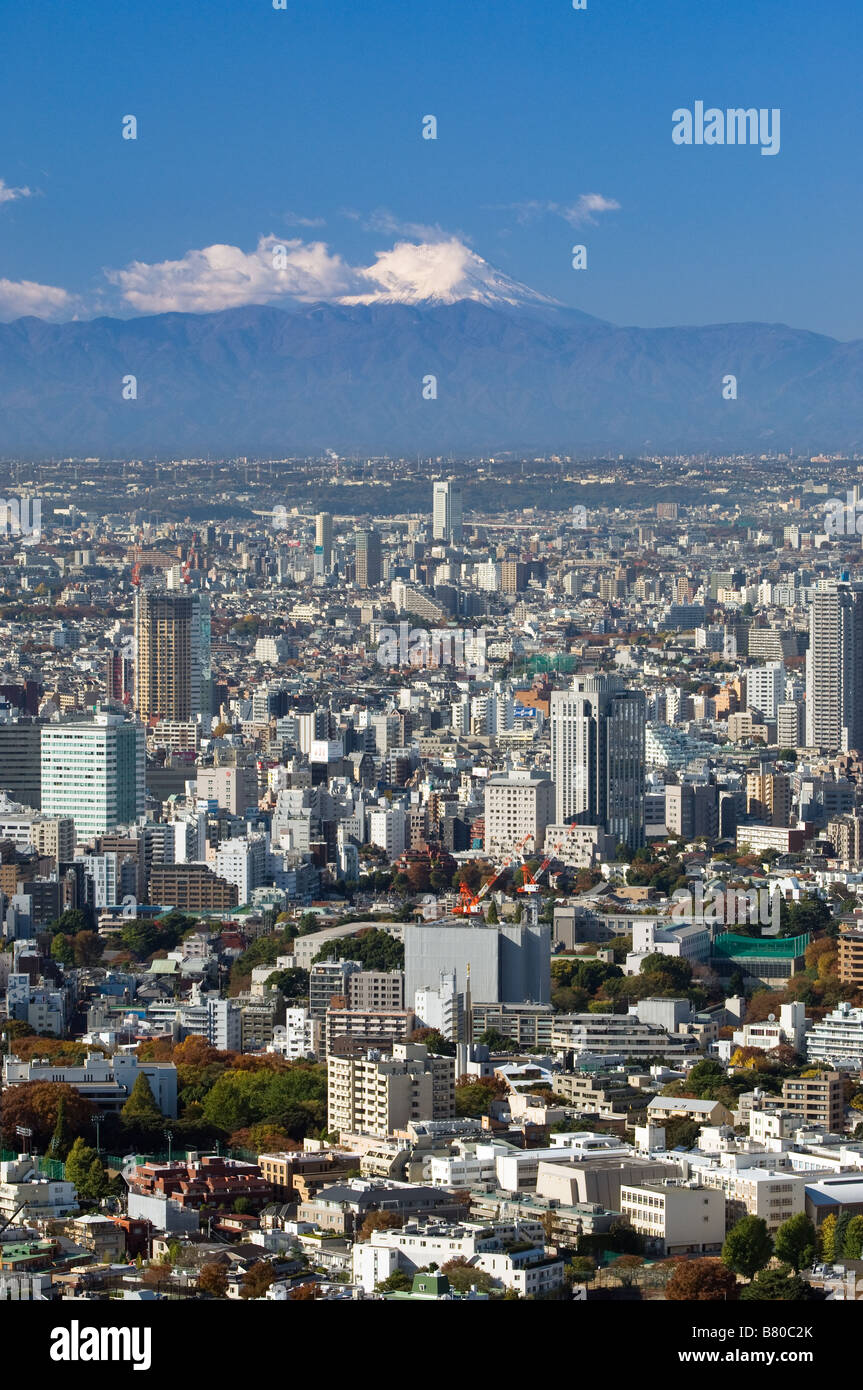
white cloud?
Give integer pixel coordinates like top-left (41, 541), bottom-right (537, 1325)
top-left (493, 194), bottom-right (621, 227)
top-left (283, 211), bottom-right (326, 228)
top-left (105, 233), bottom-right (556, 313)
top-left (0, 179), bottom-right (32, 206)
top-left (0, 278), bottom-right (76, 320)
top-left (105, 237), bottom-right (355, 314)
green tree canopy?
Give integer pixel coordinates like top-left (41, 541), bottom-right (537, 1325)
top-left (773, 1213), bottom-right (816, 1273)
top-left (722, 1215), bottom-right (773, 1281)
top-left (121, 1072), bottom-right (163, 1122)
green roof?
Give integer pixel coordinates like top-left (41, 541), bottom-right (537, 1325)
top-left (712, 932), bottom-right (810, 958)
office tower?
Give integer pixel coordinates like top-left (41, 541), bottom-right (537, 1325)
top-left (806, 583), bottom-right (863, 751)
top-left (41, 714), bottom-right (145, 838)
top-left (355, 528), bottom-right (382, 587)
top-left (134, 587), bottom-right (204, 723)
top-left (484, 770), bottom-right (554, 858)
top-left (777, 700), bottom-right (805, 749)
top-left (551, 675), bottom-right (646, 850)
top-left (315, 511), bottom-right (333, 569)
top-left (0, 720), bottom-right (42, 808)
top-left (745, 661), bottom-right (784, 721)
top-left (432, 480), bottom-right (463, 544)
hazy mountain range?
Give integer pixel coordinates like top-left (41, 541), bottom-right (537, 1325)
top-left (0, 278), bottom-right (861, 456)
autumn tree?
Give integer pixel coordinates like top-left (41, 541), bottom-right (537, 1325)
top-left (240, 1261), bottom-right (277, 1300)
top-left (358, 1210), bottom-right (403, 1243)
top-left (197, 1263), bottom-right (229, 1298)
top-left (609, 1254), bottom-right (645, 1288)
top-left (666, 1258), bottom-right (739, 1301)
top-left (289, 1281), bottom-right (320, 1300)
top-left (819, 1213), bottom-right (838, 1263)
top-left (0, 1081), bottom-right (94, 1147)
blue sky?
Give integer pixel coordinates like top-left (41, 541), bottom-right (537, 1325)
top-left (0, 0), bottom-right (859, 336)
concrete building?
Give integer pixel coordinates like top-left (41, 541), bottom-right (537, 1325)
top-left (620, 1181), bottom-right (725, 1256)
top-left (41, 715), bottom-right (145, 838)
top-left (484, 770), bottom-right (554, 859)
top-left (838, 924), bottom-right (863, 984)
top-left (3, 1052), bottom-right (178, 1116)
top-left (0, 1157), bottom-right (77, 1225)
top-left (806, 1003), bottom-right (863, 1069)
top-left (781, 1072), bottom-right (844, 1131)
top-left (404, 921), bottom-right (551, 1012)
top-left (196, 766), bottom-right (258, 816)
top-left (550, 675), bottom-right (646, 851)
top-left (327, 1042), bottom-right (455, 1138)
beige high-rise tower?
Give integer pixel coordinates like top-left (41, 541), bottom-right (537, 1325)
top-left (134, 588), bottom-right (202, 723)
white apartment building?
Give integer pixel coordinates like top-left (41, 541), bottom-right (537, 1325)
top-left (690, 1164), bottom-right (809, 1231)
top-left (745, 662), bottom-right (784, 721)
top-left (352, 1218), bottom-right (556, 1295)
top-left (484, 770), bottom-right (553, 858)
top-left (550, 1013), bottom-right (700, 1063)
top-left (267, 1009), bottom-right (320, 1060)
top-left (0, 1158), bottom-right (77, 1225)
top-left (215, 835), bottom-right (266, 905)
top-left (367, 807), bottom-right (406, 861)
top-left (806, 1002), bottom-right (863, 1068)
top-left (327, 1042), bottom-right (455, 1138)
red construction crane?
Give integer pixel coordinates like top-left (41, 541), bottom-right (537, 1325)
top-left (453, 834), bottom-right (536, 916)
top-left (517, 844), bottom-right (563, 895)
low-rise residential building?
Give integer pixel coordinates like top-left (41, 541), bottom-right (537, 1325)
top-left (0, 1158), bottom-right (77, 1225)
top-left (782, 1072), bottom-right (845, 1131)
top-left (806, 1003), bottom-right (863, 1069)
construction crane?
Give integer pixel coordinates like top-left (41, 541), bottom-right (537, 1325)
top-left (453, 834), bottom-right (536, 917)
top-left (517, 844), bottom-right (563, 895)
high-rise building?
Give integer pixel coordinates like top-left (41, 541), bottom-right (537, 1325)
top-left (134, 588), bottom-right (205, 724)
top-left (777, 701), bottom-right (805, 749)
top-left (0, 720), bottom-right (42, 809)
top-left (41, 714), bottom-right (145, 838)
top-left (745, 662), bottom-right (784, 721)
top-left (432, 481), bottom-right (463, 544)
top-left (806, 583), bottom-right (863, 751)
top-left (315, 511), bottom-right (333, 570)
top-left (550, 675), bottom-right (646, 850)
top-left (355, 529), bottom-right (382, 587)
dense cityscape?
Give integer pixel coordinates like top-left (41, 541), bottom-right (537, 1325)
top-left (1, 453), bottom-right (863, 1316)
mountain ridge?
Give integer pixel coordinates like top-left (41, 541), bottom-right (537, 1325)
top-left (0, 299), bottom-right (859, 455)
